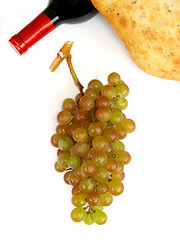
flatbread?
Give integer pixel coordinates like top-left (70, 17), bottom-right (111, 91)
top-left (91, 0), bottom-right (180, 80)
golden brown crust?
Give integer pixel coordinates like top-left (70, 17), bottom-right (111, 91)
top-left (92, 0), bottom-right (180, 80)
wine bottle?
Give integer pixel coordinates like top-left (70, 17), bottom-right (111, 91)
top-left (9, 0), bottom-right (97, 55)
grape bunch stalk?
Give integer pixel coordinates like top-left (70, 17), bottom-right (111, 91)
top-left (50, 42), bottom-right (136, 225)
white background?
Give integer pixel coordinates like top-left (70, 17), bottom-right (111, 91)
top-left (0, 0), bottom-right (180, 239)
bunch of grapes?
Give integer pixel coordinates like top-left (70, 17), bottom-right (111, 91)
top-left (51, 71), bottom-right (135, 225)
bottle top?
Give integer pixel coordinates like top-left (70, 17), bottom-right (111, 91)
top-left (9, 13), bottom-right (55, 55)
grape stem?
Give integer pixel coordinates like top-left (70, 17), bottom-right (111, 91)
top-left (84, 205), bottom-right (95, 214)
top-left (66, 54), bottom-right (84, 95)
top-left (49, 41), bottom-right (84, 95)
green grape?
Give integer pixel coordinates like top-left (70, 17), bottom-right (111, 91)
top-left (93, 210), bottom-right (107, 225)
top-left (81, 160), bottom-right (97, 177)
top-left (85, 87), bottom-right (99, 100)
top-left (71, 207), bottom-right (87, 222)
top-left (56, 124), bottom-right (69, 137)
top-left (58, 136), bottom-right (73, 151)
top-left (115, 83), bottom-right (129, 97)
top-left (68, 171), bottom-right (81, 186)
top-left (51, 133), bottom-right (61, 148)
top-left (87, 79), bottom-right (103, 92)
top-left (116, 150), bottom-right (131, 165)
top-left (108, 72), bottom-right (121, 86)
top-left (99, 192), bottom-right (113, 206)
top-left (68, 155), bottom-right (81, 169)
top-left (57, 110), bottom-right (72, 125)
top-left (108, 180), bottom-right (124, 196)
top-left (96, 106), bottom-right (111, 122)
top-left (114, 162), bottom-right (124, 174)
top-left (112, 140), bottom-right (125, 155)
top-left (79, 178), bottom-right (96, 194)
top-left (111, 172), bottom-right (125, 182)
top-left (105, 157), bottom-right (119, 173)
top-left (117, 97), bottom-right (128, 110)
top-left (63, 171), bottom-right (72, 185)
top-left (110, 111), bottom-right (123, 125)
top-left (87, 192), bottom-right (101, 206)
top-left (114, 124), bottom-right (127, 140)
top-left (72, 184), bottom-right (81, 195)
top-left (74, 109), bottom-right (89, 122)
top-left (73, 128), bottom-right (88, 143)
top-left (103, 128), bottom-right (118, 143)
top-left (79, 95), bottom-right (95, 110)
top-left (101, 84), bottom-right (115, 100)
top-left (92, 205), bottom-right (104, 211)
top-left (93, 167), bottom-right (110, 182)
top-left (88, 122), bottom-right (103, 138)
top-left (92, 151), bottom-right (107, 167)
top-left (71, 194), bottom-right (87, 207)
top-left (57, 152), bottom-right (70, 168)
top-left (96, 96), bottom-right (110, 108)
top-left (62, 98), bottom-right (76, 113)
top-left (54, 161), bottom-right (66, 172)
top-left (83, 213), bottom-right (94, 225)
top-left (74, 142), bottom-right (90, 157)
top-left (92, 136), bottom-right (108, 151)
top-left (97, 182), bottom-right (109, 195)
top-left (74, 166), bottom-right (86, 180)
top-left (121, 118), bottom-right (136, 133)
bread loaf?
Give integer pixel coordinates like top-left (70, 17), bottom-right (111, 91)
top-left (91, 0), bottom-right (180, 80)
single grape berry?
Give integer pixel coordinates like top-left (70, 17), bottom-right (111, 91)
top-left (115, 84), bottom-right (129, 97)
top-left (57, 110), bottom-right (72, 125)
top-left (71, 194), bottom-right (87, 207)
top-left (108, 180), bottom-right (124, 196)
top-left (92, 136), bottom-right (108, 151)
top-left (88, 122), bottom-right (103, 138)
top-left (68, 155), bottom-right (81, 169)
top-left (74, 109), bottom-right (89, 122)
top-left (85, 87), bottom-right (99, 100)
top-left (62, 98), bottom-right (76, 113)
top-left (72, 128), bottom-right (88, 143)
top-left (88, 79), bottom-right (103, 92)
top-left (58, 136), bottom-right (73, 151)
top-left (101, 84), bottom-right (115, 100)
top-left (108, 72), bottom-right (121, 86)
top-left (121, 118), bottom-right (136, 133)
top-left (93, 210), bottom-right (107, 225)
top-left (51, 133), bottom-right (61, 148)
top-left (79, 95), bottom-right (95, 110)
top-left (96, 96), bottom-right (110, 108)
top-left (79, 178), bottom-right (96, 194)
top-left (56, 124), bottom-right (69, 137)
top-left (87, 192), bottom-right (101, 206)
top-left (83, 213), bottom-right (94, 225)
top-left (71, 207), bottom-right (87, 222)
top-left (96, 106), bottom-right (111, 122)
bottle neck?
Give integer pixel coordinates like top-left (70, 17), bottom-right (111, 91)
top-left (43, 4), bottom-right (64, 27)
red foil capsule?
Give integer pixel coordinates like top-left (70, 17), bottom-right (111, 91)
top-left (9, 13), bottom-right (55, 55)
